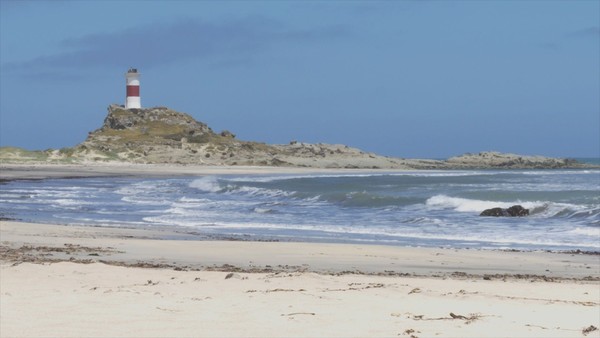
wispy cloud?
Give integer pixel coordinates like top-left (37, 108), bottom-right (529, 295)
top-left (565, 26), bottom-right (600, 39)
top-left (3, 16), bottom-right (350, 78)
top-left (537, 26), bottom-right (599, 51)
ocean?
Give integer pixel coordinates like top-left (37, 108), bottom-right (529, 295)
top-left (1, 169), bottom-right (598, 251)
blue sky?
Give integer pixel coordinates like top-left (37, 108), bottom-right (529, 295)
top-left (1, 0), bottom-right (598, 158)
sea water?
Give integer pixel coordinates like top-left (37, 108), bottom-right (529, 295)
top-left (1, 170), bottom-right (598, 251)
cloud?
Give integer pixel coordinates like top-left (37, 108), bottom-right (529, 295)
top-left (537, 26), bottom-right (599, 51)
top-left (2, 17), bottom-right (350, 78)
top-left (565, 26), bottom-right (600, 39)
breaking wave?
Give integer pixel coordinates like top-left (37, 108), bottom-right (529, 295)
top-left (2, 169), bottom-right (599, 251)
top-left (425, 194), bottom-right (599, 220)
top-left (425, 195), bottom-right (542, 212)
top-left (189, 176), bottom-right (222, 193)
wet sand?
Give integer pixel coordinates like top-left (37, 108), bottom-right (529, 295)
top-left (0, 163), bottom-right (385, 181)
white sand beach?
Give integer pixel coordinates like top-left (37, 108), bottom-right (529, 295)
top-left (1, 221), bottom-right (599, 338)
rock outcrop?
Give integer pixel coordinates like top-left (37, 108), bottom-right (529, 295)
top-left (446, 152), bottom-right (579, 169)
top-left (0, 105), bottom-right (593, 169)
top-left (480, 205), bottom-right (529, 217)
top-left (71, 105), bottom-right (411, 168)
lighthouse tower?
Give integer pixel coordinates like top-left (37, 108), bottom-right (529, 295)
top-left (125, 68), bottom-right (141, 109)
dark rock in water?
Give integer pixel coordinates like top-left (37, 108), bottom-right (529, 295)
top-left (506, 205), bottom-right (529, 216)
top-left (480, 205), bottom-right (529, 217)
top-left (480, 207), bottom-right (506, 217)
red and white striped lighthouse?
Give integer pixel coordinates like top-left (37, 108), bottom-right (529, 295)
top-left (125, 68), bottom-right (141, 109)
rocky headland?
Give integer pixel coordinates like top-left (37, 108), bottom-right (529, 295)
top-left (0, 105), bottom-right (593, 169)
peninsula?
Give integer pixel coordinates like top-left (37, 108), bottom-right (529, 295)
top-left (0, 105), bottom-right (590, 170)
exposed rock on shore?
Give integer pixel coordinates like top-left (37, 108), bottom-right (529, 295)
top-left (447, 152), bottom-right (580, 169)
top-left (0, 105), bottom-right (593, 169)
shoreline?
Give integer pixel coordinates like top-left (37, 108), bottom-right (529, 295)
top-left (2, 221), bottom-right (599, 280)
top-left (1, 221), bottom-right (599, 337)
top-left (2, 165), bottom-right (599, 337)
top-left (2, 218), bottom-right (599, 257)
top-left (0, 163), bottom-right (365, 181)
top-left (0, 163), bottom-right (420, 183)
top-left (2, 162), bottom-right (597, 182)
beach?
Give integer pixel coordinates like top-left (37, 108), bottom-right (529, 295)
top-left (0, 163), bottom-right (347, 181)
top-left (1, 220), bottom-right (599, 338)
top-left (1, 164), bottom-right (599, 337)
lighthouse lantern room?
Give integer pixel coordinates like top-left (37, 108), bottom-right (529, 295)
top-left (125, 68), bottom-right (141, 109)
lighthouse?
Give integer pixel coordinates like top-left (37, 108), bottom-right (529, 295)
top-left (125, 68), bottom-right (141, 109)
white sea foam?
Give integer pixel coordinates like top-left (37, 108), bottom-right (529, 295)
top-left (53, 215), bottom-right (148, 226)
top-left (425, 195), bottom-right (548, 213)
top-left (528, 202), bottom-right (577, 216)
top-left (115, 181), bottom-right (161, 195)
top-left (223, 171), bottom-right (496, 183)
top-left (3, 171), bottom-right (598, 251)
top-left (120, 196), bottom-right (172, 206)
top-left (426, 195), bottom-right (510, 212)
top-left (391, 171), bottom-right (493, 177)
top-left (253, 207), bottom-right (274, 214)
top-left (52, 198), bottom-right (92, 206)
top-left (569, 227), bottom-right (600, 237)
top-left (0, 193), bottom-right (30, 199)
top-left (179, 197), bottom-right (210, 203)
top-left (403, 217), bottom-right (445, 225)
top-left (180, 220), bottom-right (600, 249)
top-left (225, 185), bottom-right (294, 198)
top-left (224, 173), bottom-right (382, 183)
top-left (18, 189), bottom-right (82, 198)
top-left (520, 170), bottom-right (600, 176)
top-left (189, 176), bottom-right (222, 193)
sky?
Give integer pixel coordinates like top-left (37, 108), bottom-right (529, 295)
top-left (1, 0), bottom-right (598, 159)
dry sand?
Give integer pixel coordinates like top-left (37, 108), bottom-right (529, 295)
top-left (1, 221), bottom-right (599, 338)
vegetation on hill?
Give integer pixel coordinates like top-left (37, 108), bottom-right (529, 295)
top-left (0, 105), bottom-right (592, 169)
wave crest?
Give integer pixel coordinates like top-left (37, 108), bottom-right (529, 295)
top-left (425, 195), bottom-right (600, 220)
top-left (425, 195), bottom-right (521, 212)
top-left (189, 177), bottom-right (222, 193)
